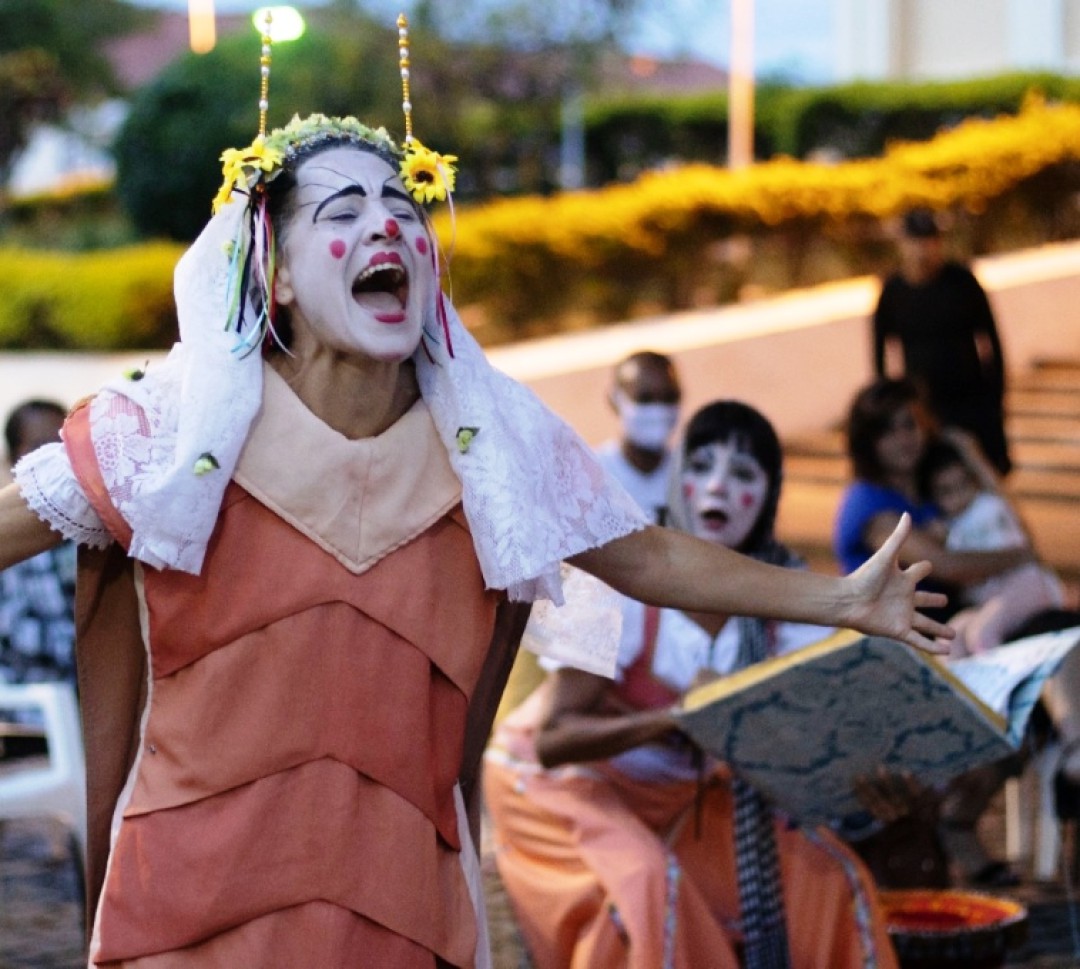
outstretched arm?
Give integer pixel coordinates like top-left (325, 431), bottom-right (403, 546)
top-left (570, 513), bottom-right (950, 654)
top-left (0, 483), bottom-right (63, 570)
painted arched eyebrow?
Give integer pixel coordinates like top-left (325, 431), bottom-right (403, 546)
top-left (312, 184), bottom-right (366, 222)
top-left (311, 181), bottom-right (416, 222)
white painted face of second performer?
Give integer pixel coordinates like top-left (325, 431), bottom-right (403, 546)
top-left (274, 146), bottom-right (436, 362)
top-left (681, 440), bottom-right (770, 549)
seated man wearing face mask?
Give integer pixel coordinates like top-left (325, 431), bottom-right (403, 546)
top-left (595, 351), bottom-right (682, 524)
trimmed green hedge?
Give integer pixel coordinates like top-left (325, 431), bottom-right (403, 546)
top-left (5, 81), bottom-right (1080, 350)
top-left (585, 72), bottom-right (1080, 181)
top-left (0, 243), bottom-right (182, 349)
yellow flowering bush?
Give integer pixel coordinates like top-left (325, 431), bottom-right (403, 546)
top-left (0, 243), bottom-right (183, 349)
top-left (4, 94), bottom-right (1080, 349)
top-left (436, 95), bottom-right (1080, 336)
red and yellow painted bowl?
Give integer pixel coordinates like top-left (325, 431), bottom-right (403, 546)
top-left (878, 889), bottom-right (1028, 969)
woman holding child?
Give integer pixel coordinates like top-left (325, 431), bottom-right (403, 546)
top-left (833, 376), bottom-right (1080, 886)
top-left (833, 377), bottom-right (1035, 612)
top-left (484, 400), bottom-right (900, 969)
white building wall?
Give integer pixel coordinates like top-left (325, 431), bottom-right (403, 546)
top-left (834, 0), bottom-right (1079, 81)
top-left (904, 0), bottom-right (1008, 78)
top-left (1007, 0), bottom-right (1066, 69)
top-left (1064, 0), bottom-right (1080, 68)
top-left (833, 0), bottom-right (892, 80)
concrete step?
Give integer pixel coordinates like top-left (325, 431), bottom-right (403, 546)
top-left (1007, 388), bottom-right (1080, 418)
top-left (1007, 413), bottom-right (1080, 441)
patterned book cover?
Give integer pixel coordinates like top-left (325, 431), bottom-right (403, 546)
top-left (675, 630), bottom-right (1018, 825)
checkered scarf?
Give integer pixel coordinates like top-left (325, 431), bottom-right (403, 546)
top-left (731, 537), bottom-right (803, 969)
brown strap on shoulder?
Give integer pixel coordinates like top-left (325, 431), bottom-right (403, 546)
top-left (75, 544), bottom-right (146, 935)
top-left (612, 605), bottom-right (681, 711)
top-left (460, 597), bottom-right (532, 847)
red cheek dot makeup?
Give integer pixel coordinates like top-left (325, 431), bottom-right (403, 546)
top-left (385, 219), bottom-right (400, 238)
top-left (329, 239), bottom-right (346, 259)
top-left (741, 493), bottom-right (755, 508)
top-left (683, 483), bottom-right (694, 498)
top-left (415, 237), bottom-right (429, 255)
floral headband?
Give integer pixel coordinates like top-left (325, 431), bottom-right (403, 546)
top-left (209, 12), bottom-right (458, 355)
top-left (212, 114), bottom-right (458, 215)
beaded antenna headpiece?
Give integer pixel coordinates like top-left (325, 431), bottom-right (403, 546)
top-left (211, 10), bottom-right (458, 353)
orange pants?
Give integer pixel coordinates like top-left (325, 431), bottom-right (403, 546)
top-left (484, 755), bottom-right (899, 969)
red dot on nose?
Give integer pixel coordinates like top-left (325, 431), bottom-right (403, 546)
top-left (385, 219), bottom-right (400, 238)
top-left (329, 239), bottom-right (346, 259)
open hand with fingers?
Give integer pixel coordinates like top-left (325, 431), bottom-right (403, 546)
top-left (843, 513), bottom-right (953, 654)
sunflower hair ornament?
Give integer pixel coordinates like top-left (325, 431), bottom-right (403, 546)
top-left (210, 10), bottom-right (459, 357)
top-left (397, 14), bottom-right (457, 204)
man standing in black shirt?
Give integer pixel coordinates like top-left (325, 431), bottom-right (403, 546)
top-left (873, 209), bottom-right (1011, 475)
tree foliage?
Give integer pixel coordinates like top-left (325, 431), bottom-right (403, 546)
top-left (0, 0), bottom-right (145, 178)
top-left (114, 0), bottom-right (654, 237)
top-left (114, 8), bottom-right (404, 240)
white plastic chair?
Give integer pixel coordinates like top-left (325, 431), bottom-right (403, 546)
top-left (1005, 739), bottom-right (1061, 881)
top-left (0, 682), bottom-right (86, 862)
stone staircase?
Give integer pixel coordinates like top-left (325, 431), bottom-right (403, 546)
top-left (777, 358), bottom-right (1080, 586)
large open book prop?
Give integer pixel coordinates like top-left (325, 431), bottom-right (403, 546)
top-left (675, 626), bottom-right (1080, 825)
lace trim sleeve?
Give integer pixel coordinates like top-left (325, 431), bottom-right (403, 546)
top-left (522, 565), bottom-right (625, 677)
top-left (12, 442), bottom-right (112, 548)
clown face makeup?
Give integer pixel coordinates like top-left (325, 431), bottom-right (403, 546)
top-left (681, 440), bottom-right (770, 549)
top-left (273, 147), bottom-right (435, 363)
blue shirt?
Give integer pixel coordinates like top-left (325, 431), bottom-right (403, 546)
top-left (833, 481), bottom-right (939, 575)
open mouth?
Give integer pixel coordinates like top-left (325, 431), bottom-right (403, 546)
top-left (351, 257), bottom-right (409, 321)
top-left (699, 509), bottom-right (730, 529)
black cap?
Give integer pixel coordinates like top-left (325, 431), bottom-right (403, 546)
top-left (901, 208), bottom-right (941, 239)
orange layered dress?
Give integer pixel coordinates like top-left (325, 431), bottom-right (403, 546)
top-left (66, 369), bottom-right (501, 967)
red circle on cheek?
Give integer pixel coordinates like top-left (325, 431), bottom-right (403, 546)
top-left (683, 483), bottom-right (695, 499)
top-left (740, 493), bottom-right (755, 508)
top-left (329, 239), bottom-right (346, 259)
top-left (415, 237), bottom-right (429, 255)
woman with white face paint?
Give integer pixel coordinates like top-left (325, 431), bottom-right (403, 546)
top-left (0, 106), bottom-right (947, 965)
top-left (0, 13), bottom-right (949, 954)
top-left (484, 401), bottom-right (901, 969)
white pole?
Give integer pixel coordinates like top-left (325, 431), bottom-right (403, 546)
top-left (728, 0), bottom-right (754, 168)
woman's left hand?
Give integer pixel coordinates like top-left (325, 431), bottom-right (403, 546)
top-left (844, 513), bottom-right (953, 654)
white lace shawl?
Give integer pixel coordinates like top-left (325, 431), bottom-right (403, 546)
top-left (416, 297), bottom-right (648, 603)
top-left (14, 201), bottom-right (646, 618)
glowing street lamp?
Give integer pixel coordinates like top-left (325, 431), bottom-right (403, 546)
top-left (252, 6), bottom-right (306, 43)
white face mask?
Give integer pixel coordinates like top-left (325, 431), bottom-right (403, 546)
top-left (616, 394), bottom-right (679, 451)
